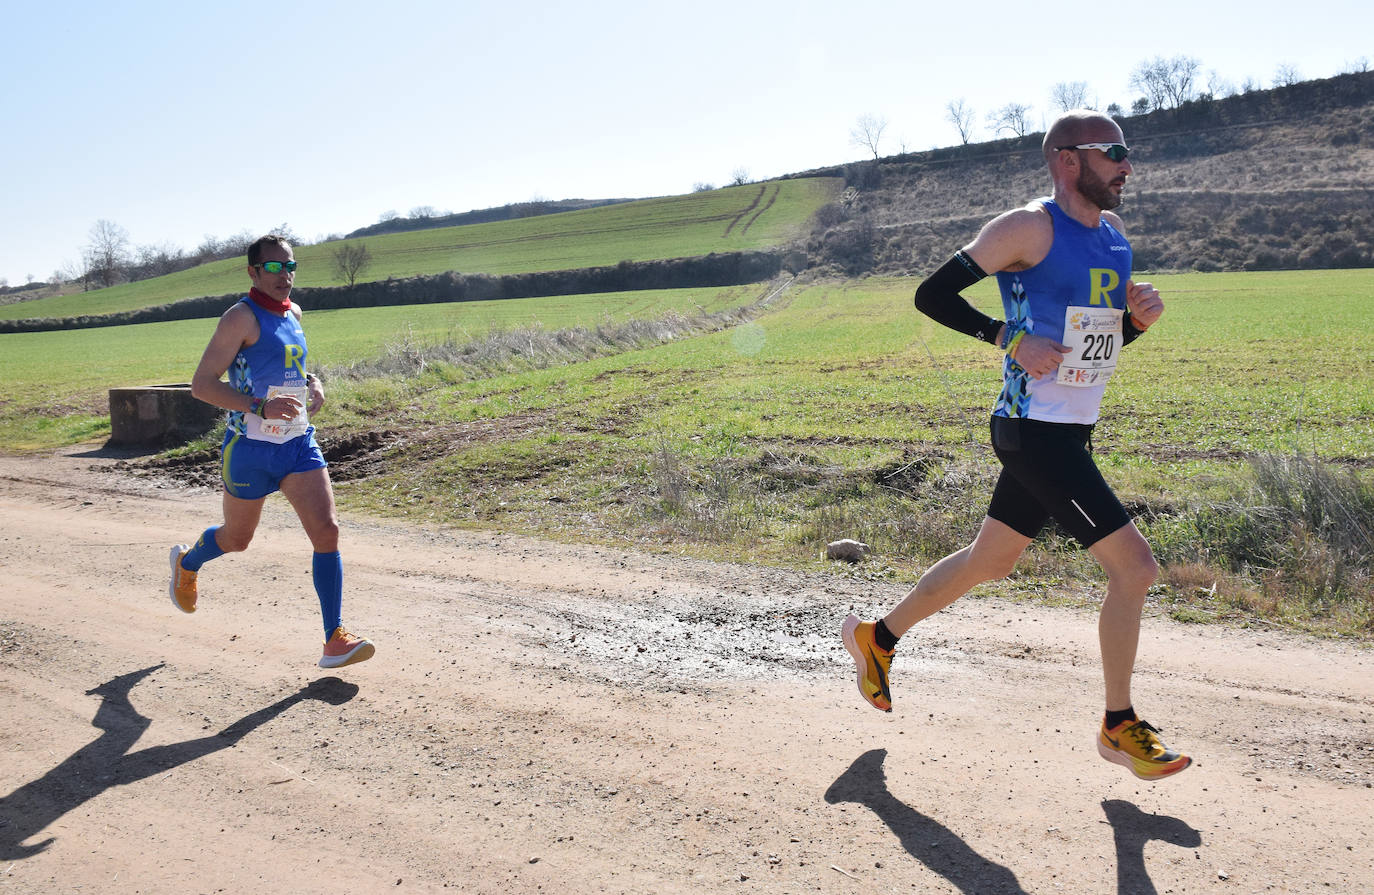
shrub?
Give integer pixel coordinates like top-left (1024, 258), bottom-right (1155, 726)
top-left (1151, 452), bottom-right (1374, 632)
top-left (842, 161), bottom-right (882, 191)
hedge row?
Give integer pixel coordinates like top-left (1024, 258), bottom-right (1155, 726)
top-left (1, 251), bottom-right (790, 334)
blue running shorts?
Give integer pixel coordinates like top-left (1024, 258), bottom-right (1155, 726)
top-left (220, 427), bottom-right (328, 500)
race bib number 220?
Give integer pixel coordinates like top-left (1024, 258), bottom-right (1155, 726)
top-left (1056, 306), bottom-right (1123, 388)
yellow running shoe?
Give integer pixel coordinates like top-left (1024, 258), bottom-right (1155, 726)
top-left (1097, 718), bottom-right (1192, 780)
top-left (319, 626), bottom-right (375, 669)
top-left (841, 614), bottom-right (893, 712)
top-left (168, 545), bottom-right (197, 613)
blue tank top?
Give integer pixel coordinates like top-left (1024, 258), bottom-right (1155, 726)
top-left (992, 199), bottom-right (1132, 424)
top-left (226, 298), bottom-right (310, 439)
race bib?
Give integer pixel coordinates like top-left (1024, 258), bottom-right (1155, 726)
top-left (246, 384), bottom-right (309, 443)
top-left (1056, 306), bottom-right (1123, 388)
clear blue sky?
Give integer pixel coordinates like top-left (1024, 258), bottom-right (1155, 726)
top-left (2, 0), bottom-right (1369, 286)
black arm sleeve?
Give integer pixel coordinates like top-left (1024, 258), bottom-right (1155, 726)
top-left (913, 251), bottom-right (1003, 345)
top-left (1122, 313), bottom-right (1145, 346)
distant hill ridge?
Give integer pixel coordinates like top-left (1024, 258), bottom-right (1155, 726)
top-left (794, 69), bottom-right (1374, 274)
top-left (345, 198), bottom-right (638, 238)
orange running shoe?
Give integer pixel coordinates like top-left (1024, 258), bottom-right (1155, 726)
top-left (841, 614), bottom-right (893, 712)
top-left (168, 545), bottom-right (197, 613)
top-left (1097, 717), bottom-right (1192, 780)
top-left (319, 626), bottom-right (375, 669)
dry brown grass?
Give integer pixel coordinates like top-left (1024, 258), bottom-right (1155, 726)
top-left (808, 71), bottom-right (1374, 275)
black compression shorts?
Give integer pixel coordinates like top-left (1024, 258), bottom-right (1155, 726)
top-left (987, 416), bottom-right (1131, 548)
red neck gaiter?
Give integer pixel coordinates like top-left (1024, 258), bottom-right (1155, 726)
top-left (249, 287), bottom-right (291, 315)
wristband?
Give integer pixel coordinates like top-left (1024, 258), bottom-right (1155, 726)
top-left (1005, 330), bottom-right (1025, 359)
top-left (249, 396), bottom-right (265, 416)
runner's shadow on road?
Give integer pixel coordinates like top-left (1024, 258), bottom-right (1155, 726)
top-left (825, 748), bottom-right (1029, 894)
top-left (1101, 799), bottom-right (1201, 895)
top-left (0, 664), bottom-right (358, 860)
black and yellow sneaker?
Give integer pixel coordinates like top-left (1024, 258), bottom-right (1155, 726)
top-left (841, 614), bottom-right (893, 712)
top-left (1097, 718), bottom-right (1192, 780)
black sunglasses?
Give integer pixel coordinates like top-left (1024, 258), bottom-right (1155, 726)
top-left (255, 260), bottom-right (298, 273)
top-left (1054, 142), bottom-right (1130, 162)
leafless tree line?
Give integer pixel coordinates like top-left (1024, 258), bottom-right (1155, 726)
top-left (852, 54), bottom-right (1371, 158)
top-left (67, 219), bottom-right (376, 293)
top-left (65, 220), bottom-right (304, 291)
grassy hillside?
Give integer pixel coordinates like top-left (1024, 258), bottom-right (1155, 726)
top-left (2, 179), bottom-right (839, 323)
top-left (345, 197), bottom-right (636, 238)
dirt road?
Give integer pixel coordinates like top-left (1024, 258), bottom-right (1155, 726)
top-left (1, 448), bottom-right (1370, 894)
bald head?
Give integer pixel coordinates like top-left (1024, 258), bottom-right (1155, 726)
top-left (1043, 110), bottom-right (1125, 164)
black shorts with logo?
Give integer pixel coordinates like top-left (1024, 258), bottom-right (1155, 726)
top-left (986, 416), bottom-right (1131, 548)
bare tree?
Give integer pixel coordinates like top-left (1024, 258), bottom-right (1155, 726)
top-left (131, 242), bottom-right (188, 281)
top-left (1163, 57), bottom-right (1199, 104)
top-left (944, 98), bottom-right (976, 144)
top-left (408, 206), bottom-right (437, 220)
top-left (261, 222), bottom-right (301, 246)
top-left (729, 167), bottom-right (751, 186)
top-left (1205, 69), bottom-right (1235, 100)
top-left (850, 113), bottom-right (888, 160)
top-left (83, 219), bottom-right (131, 289)
top-left (1273, 63), bottom-right (1302, 87)
top-left (195, 234), bottom-right (224, 261)
top-left (223, 229), bottom-right (257, 258)
top-left (1131, 58), bottom-right (1167, 110)
top-left (986, 103), bottom-right (1032, 138)
top-left (1049, 81), bottom-right (1091, 112)
top-left (52, 260), bottom-right (81, 286)
top-left (332, 241), bottom-right (372, 288)
top-left (1345, 56), bottom-right (1370, 73)
top-left (1129, 55), bottom-right (1200, 110)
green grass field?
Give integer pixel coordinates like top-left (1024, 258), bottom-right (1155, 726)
top-left (0, 284), bottom-right (766, 449)
top-left (1, 179), bottom-right (839, 323)
top-left (3, 267), bottom-right (1369, 635)
top-left (4, 269), bottom-right (1368, 457)
top-left (328, 268), bottom-right (1371, 464)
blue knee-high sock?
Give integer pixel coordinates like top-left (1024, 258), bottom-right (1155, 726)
top-left (313, 551), bottom-right (343, 638)
top-left (181, 526), bottom-right (226, 571)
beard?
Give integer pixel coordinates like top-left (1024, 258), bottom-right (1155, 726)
top-left (1077, 163), bottom-right (1123, 211)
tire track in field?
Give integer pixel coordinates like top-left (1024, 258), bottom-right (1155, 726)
top-left (738, 184), bottom-right (779, 235)
top-left (722, 185), bottom-right (766, 237)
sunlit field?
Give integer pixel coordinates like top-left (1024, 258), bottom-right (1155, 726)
top-left (0, 179), bottom-right (839, 322)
